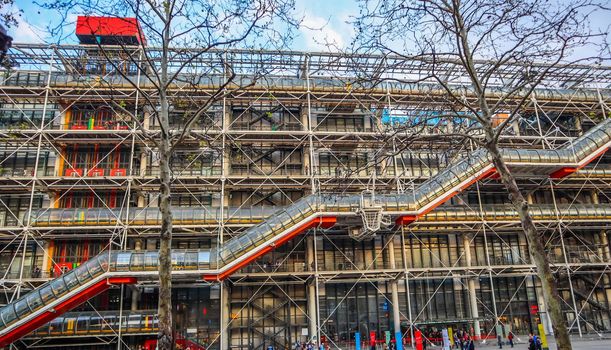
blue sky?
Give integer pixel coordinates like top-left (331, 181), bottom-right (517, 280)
top-left (8, 0), bottom-right (610, 58)
top-left (10, 0), bottom-right (358, 51)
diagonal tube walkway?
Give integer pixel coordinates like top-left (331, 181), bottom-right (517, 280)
top-left (0, 118), bottom-right (609, 346)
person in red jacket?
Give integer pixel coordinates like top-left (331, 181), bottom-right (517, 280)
top-left (507, 331), bottom-right (514, 348)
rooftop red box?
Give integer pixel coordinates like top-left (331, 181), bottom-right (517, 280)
top-left (76, 16), bottom-right (146, 45)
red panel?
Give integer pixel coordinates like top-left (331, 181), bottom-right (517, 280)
top-left (88, 168), bottom-right (105, 177)
top-left (395, 215), bottom-right (417, 226)
top-left (65, 168), bottom-right (84, 177)
top-left (0, 277), bottom-right (136, 347)
top-left (53, 262), bottom-right (73, 277)
top-left (549, 167), bottom-right (577, 179)
top-left (203, 216), bottom-right (337, 281)
top-left (318, 216), bottom-right (337, 229)
top-left (110, 168), bottom-right (127, 176)
top-left (76, 16), bottom-right (146, 45)
top-left (108, 277), bottom-right (138, 284)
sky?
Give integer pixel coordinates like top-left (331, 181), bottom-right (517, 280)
top-left (8, 0), bottom-right (358, 51)
top-left (6, 0), bottom-right (610, 58)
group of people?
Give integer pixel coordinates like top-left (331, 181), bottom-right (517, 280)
top-left (452, 330), bottom-right (475, 350)
top-left (527, 333), bottom-right (543, 350)
top-left (292, 340), bottom-right (325, 350)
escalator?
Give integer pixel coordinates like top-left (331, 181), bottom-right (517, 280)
top-left (0, 118), bottom-right (609, 346)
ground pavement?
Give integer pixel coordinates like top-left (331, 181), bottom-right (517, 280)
top-left (465, 335), bottom-right (611, 350)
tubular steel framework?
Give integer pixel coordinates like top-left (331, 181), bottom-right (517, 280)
top-left (0, 43), bottom-right (610, 349)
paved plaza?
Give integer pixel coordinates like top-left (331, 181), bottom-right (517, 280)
top-left (467, 337), bottom-right (611, 350)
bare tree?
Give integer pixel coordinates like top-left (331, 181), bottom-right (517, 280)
top-left (351, 1), bottom-right (608, 349)
top-left (38, 1), bottom-right (298, 349)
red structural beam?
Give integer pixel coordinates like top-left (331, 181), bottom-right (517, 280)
top-left (0, 277), bottom-right (136, 347)
top-left (203, 216), bottom-right (337, 281)
top-left (550, 144), bottom-right (609, 179)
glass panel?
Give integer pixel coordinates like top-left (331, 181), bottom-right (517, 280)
top-left (184, 251), bottom-right (198, 269)
top-left (0, 305), bottom-right (18, 326)
top-left (116, 252), bottom-right (132, 271)
top-left (131, 252), bottom-right (144, 271)
top-left (144, 252), bottom-right (158, 270)
top-left (39, 285), bottom-right (55, 304)
top-left (14, 298), bottom-right (30, 318)
top-left (76, 316), bottom-right (89, 333)
top-left (63, 271), bottom-right (80, 289)
top-left (26, 291), bottom-right (44, 312)
top-left (75, 264), bottom-right (93, 283)
top-left (50, 277), bottom-right (68, 297)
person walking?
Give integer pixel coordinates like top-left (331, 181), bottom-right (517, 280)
top-left (534, 334), bottom-right (542, 350)
top-left (507, 331), bottom-right (514, 348)
top-left (468, 336), bottom-right (475, 350)
top-left (528, 334), bottom-right (536, 350)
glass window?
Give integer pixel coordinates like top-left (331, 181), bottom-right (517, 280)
top-left (116, 252), bottom-right (132, 270)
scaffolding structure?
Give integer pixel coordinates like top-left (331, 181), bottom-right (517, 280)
top-left (0, 42), bottom-right (609, 350)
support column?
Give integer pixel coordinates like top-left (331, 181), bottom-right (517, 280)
top-left (142, 110), bottom-right (150, 129)
top-left (54, 147), bottom-right (64, 176)
top-left (601, 231), bottom-right (610, 262)
top-left (40, 240), bottom-right (52, 278)
top-left (591, 191), bottom-right (610, 261)
top-left (388, 237), bottom-right (403, 349)
top-left (306, 235), bottom-right (318, 341)
top-left (463, 233), bottom-right (481, 339)
top-left (131, 239), bottom-right (142, 311)
top-left (534, 282), bottom-right (553, 335)
top-left (139, 150), bottom-right (148, 177)
top-left (301, 106), bottom-right (311, 175)
top-left (220, 281), bottom-right (230, 350)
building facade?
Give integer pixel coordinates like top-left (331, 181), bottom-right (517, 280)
top-left (0, 35), bottom-right (610, 349)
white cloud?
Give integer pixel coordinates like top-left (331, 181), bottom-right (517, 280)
top-left (13, 19), bottom-right (46, 43)
top-left (299, 12), bottom-right (347, 51)
top-left (7, 5), bottom-right (47, 43)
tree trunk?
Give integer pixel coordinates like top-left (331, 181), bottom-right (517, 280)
top-left (487, 143), bottom-right (572, 350)
top-left (158, 135), bottom-right (174, 350)
top-left (157, 75), bottom-right (174, 348)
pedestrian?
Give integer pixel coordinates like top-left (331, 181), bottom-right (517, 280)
top-left (534, 334), bottom-right (542, 350)
top-left (468, 336), bottom-right (475, 350)
top-left (507, 331), bottom-right (514, 348)
top-left (528, 334), bottom-right (535, 350)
